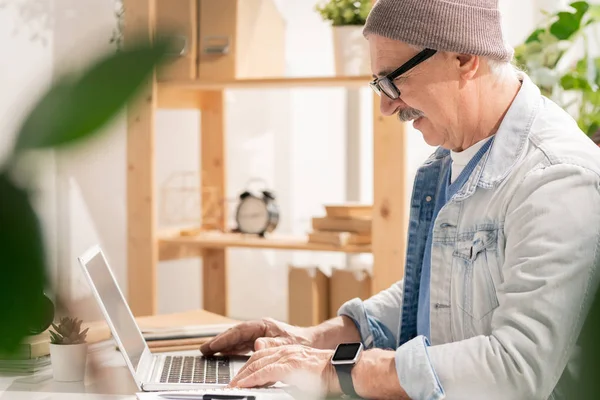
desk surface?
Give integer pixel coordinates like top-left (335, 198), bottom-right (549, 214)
top-left (0, 309), bottom-right (239, 400)
top-left (0, 344), bottom-right (139, 399)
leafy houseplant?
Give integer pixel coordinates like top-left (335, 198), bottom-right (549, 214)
top-left (314, 0), bottom-right (373, 76)
top-left (315, 0), bottom-right (371, 26)
top-left (514, 1), bottom-right (600, 140)
top-left (49, 317), bottom-right (89, 381)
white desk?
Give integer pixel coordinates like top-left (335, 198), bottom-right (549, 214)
top-left (0, 343), bottom-right (139, 400)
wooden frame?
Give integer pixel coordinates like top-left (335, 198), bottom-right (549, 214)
top-left (125, 0), bottom-right (407, 317)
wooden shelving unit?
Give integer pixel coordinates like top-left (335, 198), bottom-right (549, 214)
top-left (160, 76), bottom-right (371, 90)
top-left (159, 231), bottom-right (372, 261)
top-left (124, 0), bottom-right (408, 318)
top-left (157, 76), bottom-right (371, 109)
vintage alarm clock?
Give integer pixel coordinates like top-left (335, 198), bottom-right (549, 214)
top-left (233, 180), bottom-right (279, 237)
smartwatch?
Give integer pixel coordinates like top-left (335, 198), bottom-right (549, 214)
top-left (331, 342), bottom-right (363, 398)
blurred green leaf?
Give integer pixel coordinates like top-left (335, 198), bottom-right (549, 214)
top-left (525, 28), bottom-right (546, 43)
top-left (586, 121), bottom-right (599, 136)
top-left (568, 289), bottom-right (600, 399)
top-left (570, 1), bottom-right (590, 18)
top-left (315, 0), bottom-right (371, 26)
top-left (560, 73), bottom-right (592, 90)
top-left (15, 38), bottom-right (170, 152)
top-left (0, 173), bottom-right (48, 354)
top-left (594, 57), bottom-right (600, 86)
top-left (550, 11), bottom-right (582, 40)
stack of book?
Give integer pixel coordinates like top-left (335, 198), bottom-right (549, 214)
top-left (137, 309), bottom-right (238, 353)
top-left (308, 204), bottom-right (372, 247)
top-left (0, 321), bottom-right (111, 375)
top-left (0, 355), bottom-right (51, 375)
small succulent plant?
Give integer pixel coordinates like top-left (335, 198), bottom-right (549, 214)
top-left (49, 317), bottom-right (89, 345)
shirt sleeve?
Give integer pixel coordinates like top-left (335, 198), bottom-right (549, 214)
top-left (337, 280), bottom-right (404, 350)
top-left (395, 164), bottom-right (600, 400)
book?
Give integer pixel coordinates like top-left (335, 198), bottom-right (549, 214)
top-left (307, 230), bottom-right (371, 246)
top-left (324, 203), bottom-right (372, 219)
top-left (0, 355), bottom-right (51, 374)
top-left (311, 216), bottom-right (371, 234)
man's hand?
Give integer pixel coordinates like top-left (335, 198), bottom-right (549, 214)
top-left (228, 345), bottom-right (338, 396)
top-left (200, 318), bottom-right (314, 356)
top-left (228, 345), bottom-right (410, 400)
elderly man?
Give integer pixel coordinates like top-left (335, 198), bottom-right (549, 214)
top-left (201, 0), bottom-right (600, 399)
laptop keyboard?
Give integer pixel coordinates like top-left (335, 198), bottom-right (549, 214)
top-left (160, 355), bottom-right (231, 384)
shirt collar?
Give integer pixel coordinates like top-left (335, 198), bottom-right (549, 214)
top-left (478, 72), bottom-right (541, 187)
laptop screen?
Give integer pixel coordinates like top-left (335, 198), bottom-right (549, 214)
top-left (83, 250), bottom-right (147, 371)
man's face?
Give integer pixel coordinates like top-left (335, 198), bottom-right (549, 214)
top-left (369, 35), bottom-right (463, 148)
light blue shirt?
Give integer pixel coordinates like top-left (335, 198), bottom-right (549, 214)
top-left (416, 137), bottom-right (495, 340)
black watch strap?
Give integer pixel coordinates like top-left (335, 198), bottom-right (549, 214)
top-left (335, 364), bottom-right (361, 398)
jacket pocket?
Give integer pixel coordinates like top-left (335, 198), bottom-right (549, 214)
top-left (453, 228), bottom-right (500, 322)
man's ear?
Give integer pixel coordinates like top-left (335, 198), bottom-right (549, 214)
top-left (456, 53), bottom-right (479, 80)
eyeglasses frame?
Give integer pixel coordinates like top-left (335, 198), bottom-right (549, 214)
top-left (369, 48), bottom-right (438, 100)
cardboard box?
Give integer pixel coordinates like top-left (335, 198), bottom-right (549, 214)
top-left (156, 0), bottom-right (198, 81)
top-left (155, 0), bottom-right (286, 81)
top-left (198, 0), bottom-right (285, 81)
top-left (329, 267), bottom-right (372, 319)
top-left (288, 265), bottom-right (329, 327)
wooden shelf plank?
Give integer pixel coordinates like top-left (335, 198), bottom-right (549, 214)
top-left (158, 231), bottom-right (371, 260)
top-left (158, 75), bottom-right (371, 91)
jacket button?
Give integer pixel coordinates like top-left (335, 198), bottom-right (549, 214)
top-left (425, 196), bottom-right (432, 202)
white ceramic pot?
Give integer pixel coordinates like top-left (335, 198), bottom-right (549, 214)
top-left (332, 25), bottom-right (370, 76)
top-left (49, 343), bottom-right (88, 382)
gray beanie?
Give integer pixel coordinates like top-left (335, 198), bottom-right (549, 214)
top-left (363, 0), bottom-right (514, 62)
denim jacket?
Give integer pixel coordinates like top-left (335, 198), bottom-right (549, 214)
top-left (338, 73), bottom-right (600, 400)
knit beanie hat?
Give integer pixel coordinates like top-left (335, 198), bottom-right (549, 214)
top-left (363, 0), bottom-right (514, 62)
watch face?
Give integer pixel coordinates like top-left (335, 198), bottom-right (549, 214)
top-left (332, 342), bottom-right (362, 362)
top-left (236, 196), bottom-right (269, 234)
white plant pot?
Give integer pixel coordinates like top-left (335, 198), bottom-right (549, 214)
top-left (332, 25), bottom-right (370, 76)
top-left (49, 343), bottom-right (88, 382)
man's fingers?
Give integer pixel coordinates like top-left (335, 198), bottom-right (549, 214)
top-left (235, 363), bottom-right (290, 389)
top-left (231, 346), bottom-right (296, 387)
top-left (232, 346), bottom-right (288, 380)
top-left (219, 342), bottom-right (253, 356)
top-left (201, 321), bottom-right (267, 355)
top-left (229, 351), bottom-right (282, 386)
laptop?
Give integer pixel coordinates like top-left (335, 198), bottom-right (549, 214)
top-left (77, 245), bottom-right (292, 397)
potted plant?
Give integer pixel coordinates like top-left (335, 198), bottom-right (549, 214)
top-left (315, 0), bottom-right (372, 76)
top-left (49, 317), bottom-right (89, 382)
top-left (514, 1), bottom-right (600, 143)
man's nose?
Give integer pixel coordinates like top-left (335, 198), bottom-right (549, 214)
top-left (379, 95), bottom-right (399, 117)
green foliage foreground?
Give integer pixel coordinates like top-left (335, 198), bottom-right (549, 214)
top-left (0, 37), bottom-right (169, 355)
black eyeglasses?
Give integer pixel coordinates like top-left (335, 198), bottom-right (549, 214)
top-left (369, 48), bottom-right (437, 100)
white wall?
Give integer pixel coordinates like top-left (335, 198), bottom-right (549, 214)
top-left (0, 0), bottom-right (57, 286)
top-left (1, 0), bottom-right (560, 323)
top-left (50, 0), bottom-right (127, 304)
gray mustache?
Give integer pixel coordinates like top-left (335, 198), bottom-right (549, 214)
top-left (397, 108), bottom-right (425, 122)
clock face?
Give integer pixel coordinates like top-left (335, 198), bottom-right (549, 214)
top-left (236, 196), bottom-right (270, 234)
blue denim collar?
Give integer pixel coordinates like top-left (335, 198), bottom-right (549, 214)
top-left (479, 73), bottom-right (541, 187)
